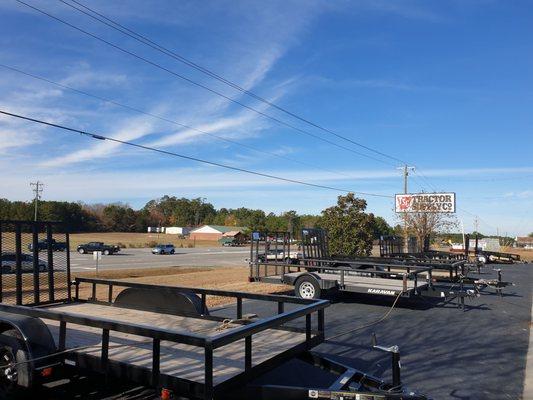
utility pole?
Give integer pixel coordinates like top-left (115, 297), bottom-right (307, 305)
top-left (30, 181), bottom-right (44, 221)
top-left (397, 165), bottom-right (415, 252)
top-left (398, 165), bottom-right (415, 195)
top-left (473, 216), bottom-right (479, 234)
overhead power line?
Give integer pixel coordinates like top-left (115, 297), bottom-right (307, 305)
top-left (0, 62), bottom-right (355, 179)
top-left (0, 109), bottom-right (393, 199)
top-left (16, 0), bottom-right (395, 167)
top-left (59, 0), bottom-right (406, 165)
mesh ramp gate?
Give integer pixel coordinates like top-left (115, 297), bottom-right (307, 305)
top-left (0, 220), bottom-right (70, 306)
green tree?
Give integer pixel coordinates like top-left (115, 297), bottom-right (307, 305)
top-left (102, 204), bottom-right (137, 231)
top-left (372, 216), bottom-right (393, 239)
top-left (320, 193), bottom-right (375, 257)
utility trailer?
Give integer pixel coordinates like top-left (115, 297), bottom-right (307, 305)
top-left (383, 233), bottom-right (523, 266)
top-left (467, 234), bottom-right (522, 265)
top-left (249, 230), bottom-right (475, 308)
top-left (378, 234), bottom-right (512, 294)
top-left (0, 220), bottom-right (429, 400)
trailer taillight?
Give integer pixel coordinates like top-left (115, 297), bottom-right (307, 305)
top-left (161, 388), bottom-right (173, 400)
top-left (40, 367), bottom-right (53, 377)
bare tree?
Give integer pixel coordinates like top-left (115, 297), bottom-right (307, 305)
top-left (400, 212), bottom-right (457, 250)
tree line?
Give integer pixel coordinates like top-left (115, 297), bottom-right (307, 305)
top-left (0, 195), bottom-right (394, 240)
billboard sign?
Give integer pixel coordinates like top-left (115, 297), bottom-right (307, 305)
top-left (395, 193), bottom-right (456, 213)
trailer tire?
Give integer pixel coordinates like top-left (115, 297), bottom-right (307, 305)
top-left (295, 275), bottom-right (321, 300)
top-left (0, 329), bottom-right (32, 394)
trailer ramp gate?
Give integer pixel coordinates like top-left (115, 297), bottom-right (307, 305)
top-left (0, 220), bottom-right (71, 306)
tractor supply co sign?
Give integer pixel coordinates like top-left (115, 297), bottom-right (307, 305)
top-left (395, 193), bottom-right (456, 213)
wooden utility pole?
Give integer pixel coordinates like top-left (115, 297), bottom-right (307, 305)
top-left (398, 166), bottom-right (415, 252)
top-left (30, 181), bottom-right (44, 221)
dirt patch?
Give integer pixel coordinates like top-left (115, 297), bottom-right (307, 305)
top-left (501, 247), bottom-right (533, 262)
top-left (75, 266), bottom-right (291, 308)
top-left (73, 266), bottom-right (212, 280)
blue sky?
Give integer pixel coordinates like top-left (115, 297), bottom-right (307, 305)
top-left (0, 0), bottom-right (531, 236)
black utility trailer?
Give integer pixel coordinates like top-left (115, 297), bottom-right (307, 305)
top-left (378, 234), bottom-right (513, 294)
top-left (468, 234), bottom-right (522, 264)
top-left (0, 221), bottom-right (429, 400)
top-left (249, 230), bottom-right (475, 308)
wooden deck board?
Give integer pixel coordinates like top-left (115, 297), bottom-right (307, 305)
top-left (42, 302), bottom-right (306, 385)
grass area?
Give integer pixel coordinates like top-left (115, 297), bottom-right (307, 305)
top-left (69, 232), bottom-right (220, 249)
top-left (74, 266), bottom-right (291, 308)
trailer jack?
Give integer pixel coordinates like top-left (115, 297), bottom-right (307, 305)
top-left (372, 333), bottom-right (401, 388)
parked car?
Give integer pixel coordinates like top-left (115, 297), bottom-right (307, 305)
top-left (152, 244), bottom-right (175, 255)
top-left (0, 252), bottom-right (48, 273)
top-left (28, 238), bottom-right (67, 252)
top-left (77, 242), bottom-right (120, 255)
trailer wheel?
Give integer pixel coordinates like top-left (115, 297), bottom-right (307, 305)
top-left (0, 329), bottom-right (32, 395)
top-left (295, 276), bottom-right (321, 299)
top-left (478, 255), bottom-right (488, 264)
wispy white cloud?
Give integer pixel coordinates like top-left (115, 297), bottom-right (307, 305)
top-left (40, 115), bottom-right (156, 167)
top-left (60, 62), bottom-right (128, 89)
top-left (503, 190), bottom-right (533, 199)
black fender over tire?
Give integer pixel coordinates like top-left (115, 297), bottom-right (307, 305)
top-left (114, 287), bottom-right (208, 316)
top-left (0, 313), bottom-right (57, 392)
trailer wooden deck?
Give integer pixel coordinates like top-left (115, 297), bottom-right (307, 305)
top-left (42, 302), bottom-right (306, 385)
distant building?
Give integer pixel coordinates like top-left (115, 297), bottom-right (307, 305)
top-left (516, 237), bottom-right (533, 249)
top-left (165, 227), bottom-right (191, 235)
top-left (219, 231), bottom-right (246, 245)
top-left (147, 226), bottom-right (165, 233)
top-left (189, 225), bottom-right (247, 241)
top-left (468, 237), bottom-right (500, 252)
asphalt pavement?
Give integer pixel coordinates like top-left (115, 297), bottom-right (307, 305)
top-left (69, 246), bottom-right (249, 272)
top-left (246, 262), bottom-right (533, 399)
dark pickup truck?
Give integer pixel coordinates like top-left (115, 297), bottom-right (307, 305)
top-left (27, 238), bottom-right (67, 252)
top-left (76, 241), bottom-right (120, 255)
